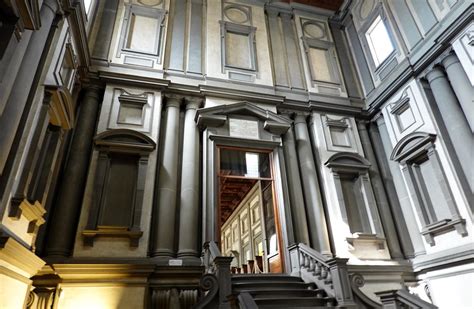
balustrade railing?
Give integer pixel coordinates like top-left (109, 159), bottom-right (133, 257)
top-left (376, 289), bottom-right (438, 308)
top-left (288, 243), bottom-right (357, 308)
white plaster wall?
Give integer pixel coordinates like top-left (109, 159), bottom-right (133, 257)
top-left (0, 273), bottom-right (30, 309)
top-left (417, 264), bottom-right (474, 309)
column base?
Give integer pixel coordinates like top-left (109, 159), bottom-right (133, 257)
top-left (177, 249), bottom-right (199, 258)
top-left (150, 248), bottom-right (175, 258)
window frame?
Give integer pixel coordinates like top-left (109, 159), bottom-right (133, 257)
top-left (220, 21), bottom-right (257, 73)
top-left (364, 15), bottom-right (395, 67)
top-left (118, 4), bottom-right (166, 59)
top-left (358, 5), bottom-right (398, 75)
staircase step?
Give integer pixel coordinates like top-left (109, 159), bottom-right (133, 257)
top-left (254, 296), bottom-right (332, 308)
top-left (233, 281), bottom-right (314, 292)
top-left (232, 274), bottom-right (303, 282)
top-left (237, 288), bottom-right (327, 299)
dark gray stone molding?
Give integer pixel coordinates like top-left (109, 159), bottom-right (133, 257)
top-left (325, 152), bottom-right (371, 173)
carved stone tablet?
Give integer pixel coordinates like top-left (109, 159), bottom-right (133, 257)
top-left (229, 118), bottom-right (259, 139)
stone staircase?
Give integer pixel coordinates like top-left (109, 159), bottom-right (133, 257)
top-left (231, 274), bottom-right (337, 308)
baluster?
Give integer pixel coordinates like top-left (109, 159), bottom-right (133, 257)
top-left (314, 261), bottom-right (321, 277)
top-left (304, 254), bottom-right (310, 268)
top-left (320, 266), bottom-right (327, 280)
top-left (309, 257), bottom-right (315, 272)
top-left (324, 270), bottom-right (332, 285)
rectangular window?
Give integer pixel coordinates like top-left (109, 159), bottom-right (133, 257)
top-left (365, 16), bottom-right (394, 67)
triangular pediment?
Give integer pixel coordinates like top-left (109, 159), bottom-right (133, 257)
top-left (195, 101), bottom-right (290, 135)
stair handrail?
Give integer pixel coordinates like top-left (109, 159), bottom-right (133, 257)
top-left (195, 241), bottom-right (233, 309)
top-left (289, 243), bottom-right (357, 308)
top-left (376, 289), bottom-right (438, 308)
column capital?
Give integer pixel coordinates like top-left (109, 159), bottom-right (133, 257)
top-left (425, 65), bottom-right (445, 84)
top-left (164, 94), bottom-right (183, 108)
top-left (183, 96), bottom-right (203, 110)
top-left (441, 52), bottom-right (460, 70)
top-left (265, 6), bottom-right (281, 18)
top-left (280, 11), bottom-right (294, 20)
top-left (294, 113), bottom-right (309, 124)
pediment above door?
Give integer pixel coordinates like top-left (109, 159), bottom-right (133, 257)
top-left (195, 101), bottom-right (290, 135)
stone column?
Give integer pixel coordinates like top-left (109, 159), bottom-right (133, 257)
top-left (152, 94), bottom-right (182, 257)
top-left (441, 52), bottom-right (474, 132)
top-left (45, 86), bottom-right (102, 257)
top-left (177, 97), bottom-right (201, 258)
top-left (282, 124), bottom-right (310, 245)
top-left (425, 66), bottom-right (473, 193)
top-left (357, 121), bottom-right (403, 259)
top-left (293, 114), bottom-right (331, 255)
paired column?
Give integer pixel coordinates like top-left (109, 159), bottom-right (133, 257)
top-left (293, 114), bottom-right (331, 255)
top-left (177, 97), bottom-right (201, 258)
top-left (282, 123), bottom-right (310, 245)
top-left (45, 86), bottom-right (102, 257)
top-left (425, 65), bottom-right (473, 194)
top-left (152, 94), bottom-right (182, 257)
top-left (441, 52), bottom-right (473, 131)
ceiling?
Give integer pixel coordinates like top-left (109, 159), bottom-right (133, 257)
top-left (280, 0), bottom-right (344, 11)
top-left (219, 177), bottom-right (257, 225)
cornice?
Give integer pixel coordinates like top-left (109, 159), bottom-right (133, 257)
top-left (0, 236), bottom-right (46, 277)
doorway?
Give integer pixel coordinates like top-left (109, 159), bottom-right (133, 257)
top-left (217, 147), bottom-right (283, 273)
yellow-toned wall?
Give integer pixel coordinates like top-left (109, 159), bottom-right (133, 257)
top-left (56, 285), bottom-right (146, 309)
top-left (0, 272), bottom-right (30, 309)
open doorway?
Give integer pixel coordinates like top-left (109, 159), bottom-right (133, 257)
top-left (217, 147), bottom-right (283, 274)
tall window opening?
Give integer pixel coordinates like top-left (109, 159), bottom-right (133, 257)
top-left (365, 15), bottom-right (394, 67)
